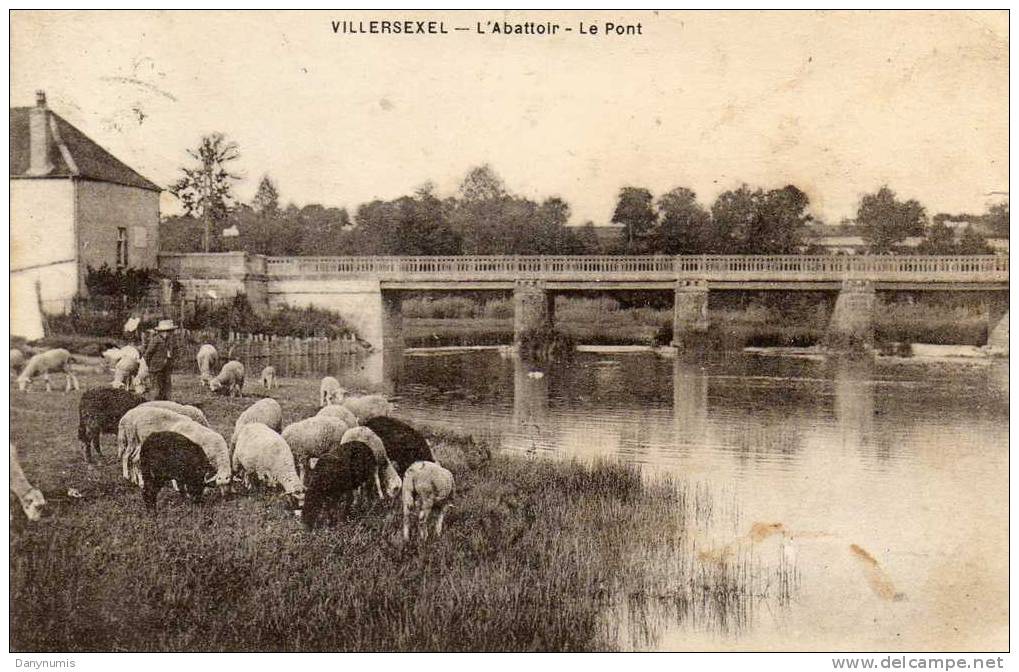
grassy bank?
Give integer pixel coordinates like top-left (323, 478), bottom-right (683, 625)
top-left (10, 372), bottom-right (789, 652)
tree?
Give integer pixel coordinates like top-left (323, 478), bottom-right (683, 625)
top-left (916, 220), bottom-right (957, 254)
top-left (856, 186), bottom-right (927, 254)
top-left (958, 226), bottom-right (992, 255)
top-left (985, 200), bottom-right (1009, 238)
top-left (709, 184), bottom-right (811, 254)
top-left (171, 133), bottom-right (241, 252)
top-left (252, 175), bottom-right (280, 217)
top-left (654, 187), bottom-right (712, 254)
top-left (458, 164), bottom-right (506, 202)
top-left (611, 187), bottom-right (657, 253)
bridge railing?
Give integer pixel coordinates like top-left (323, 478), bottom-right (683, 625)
top-left (259, 254), bottom-right (1008, 281)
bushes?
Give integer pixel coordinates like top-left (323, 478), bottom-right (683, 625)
top-left (402, 296), bottom-right (513, 320)
top-left (182, 296), bottom-right (354, 339)
top-left (85, 264), bottom-right (158, 300)
top-left (518, 327), bottom-right (575, 364)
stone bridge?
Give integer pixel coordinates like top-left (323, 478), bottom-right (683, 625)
top-left (158, 253), bottom-right (1009, 351)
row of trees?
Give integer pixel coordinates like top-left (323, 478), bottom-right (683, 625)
top-left (163, 133), bottom-right (1006, 257)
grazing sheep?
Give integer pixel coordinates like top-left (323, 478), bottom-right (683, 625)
top-left (319, 376), bottom-right (344, 406)
top-left (196, 344), bottom-right (219, 387)
top-left (110, 351), bottom-right (141, 390)
top-left (301, 441), bottom-right (376, 529)
top-left (17, 348), bottom-right (79, 392)
top-left (102, 345), bottom-right (140, 369)
top-left (260, 365), bottom-right (278, 390)
top-left (138, 401), bottom-right (210, 427)
top-left (232, 423), bottom-right (304, 508)
top-left (281, 417), bottom-right (349, 483)
top-left (316, 404), bottom-right (358, 427)
top-left (208, 360), bottom-right (245, 396)
top-left (139, 431), bottom-right (212, 513)
top-left (401, 461), bottom-right (455, 541)
top-left (118, 406), bottom-right (231, 488)
top-left (78, 387), bottom-right (147, 464)
top-left (340, 426), bottom-right (401, 499)
top-left (11, 348), bottom-right (26, 376)
top-left (364, 416), bottom-right (436, 476)
top-left (231, 398), bottom-right (284, 449)
top-left (341, 394), bottom-right (394, 423)
top-left (10, 443), bottom-right (46, 522)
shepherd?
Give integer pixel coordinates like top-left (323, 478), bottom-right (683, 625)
top-left (143, 319), bottom-right (178, 401)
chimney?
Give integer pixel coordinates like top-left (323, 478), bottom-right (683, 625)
top-left (27, 90), bottom-right (53, 176)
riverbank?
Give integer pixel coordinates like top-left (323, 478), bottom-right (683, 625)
top-left (9, 372), bottom-right (790, 652)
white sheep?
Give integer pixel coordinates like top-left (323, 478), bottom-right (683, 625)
top-left (340, 426), bottom-right (400, 499)
top-left (232, 423), bottom-right (304, 506)
top-left (260, 365), bottom-right (278, 390)
top-left (138, 400), bottom-right (210, 427)
top-left (231, 398), bottom-right (283, 449)
top-left (102, 345), bottom-right (140, 369)
top-left (319, 376), bottom-right (345, 407)
top-left (17, 348), bottom-right (79, 392)
top-left (133, 357), bottom-right (150, 394)
top-left (316, 404), bottom-right (358, 427)
top-left (341, 394), bottom-right (395, 423)
top-left (401, 461), bottom-right (454, 541)
top-left (208, 360), bottom-right (245, 396)
top-left (110, 350), bottom-right (141, 389)
top-left (10, 443), bottom-right (46, 522)
top-left (117, 406), bottom-right (231, 488)
top-left (196, 344), bottom-right (219, 387)
top-left (281, 417), bottom-right (349, 483)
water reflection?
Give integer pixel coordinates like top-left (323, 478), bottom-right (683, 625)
top-left (831, 356), bottom-right (875, 456)
top-left (672, 357), bottom-right (708, 451)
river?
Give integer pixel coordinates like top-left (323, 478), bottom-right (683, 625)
top-left (336, 348), bottom-right (1009, 651)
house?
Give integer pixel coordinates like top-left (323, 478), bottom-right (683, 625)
top-left (11, 91), bottom-right (161, 337)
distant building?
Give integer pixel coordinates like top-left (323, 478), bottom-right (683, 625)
top-left (11, 91), bottom-right (161, 336)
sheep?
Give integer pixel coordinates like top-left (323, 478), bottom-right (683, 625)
top-left (260, 365), bottom-right (278, 390)
top-left (78, 387), bottom-right (147, 464)
top-left (319, 376), bottom-right (344, 406)
top-left (17, 348), bottom-right (79, 393)
top-left (102, 345), bottom-right (140, 369)
top-left (118, 406), bottom-right (231, 488)
top-left (341, 394), bottom-right (395, 423)
top-left (364, 416), bottom-right (436, 476)
top-left (401, 461), bottom-right (455, 541)
top-left (301, 441), bottom-right (377, 529)
top-left (232, 423), bottom-right (305, 509)
top-left (139, 431), bottom-right (212, 513)
top-left (138, 400), bottom-right (210, 427)
top-left (11, 348), bottom-right (26, 376)
top-left (132, 357), bottom-right (150, 395)
top-left (231, 398), bottom-right (283, 449)
top-left (316, 404), bottom-right (358, 428)
top-left (281, 417), bottom-right (349, 483)
top-left (10, 443), bottom-right (46, 522)
top-left (196, 344), bottom-right (219, 387)
top-left (110, 350), bottom-right (141, 390)
top-left (208, 360), bottom-right (245, 396)
top-left (340, 426), bottom-right (401, 500)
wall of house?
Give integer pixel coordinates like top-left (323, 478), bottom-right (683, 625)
top-left (75, 180), bottom-right (160, 290)
top-left (11, 179), bottom-right (78, 315)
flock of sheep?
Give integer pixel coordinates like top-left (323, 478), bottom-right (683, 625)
top-left (10, 343), bottom-right (456, 542)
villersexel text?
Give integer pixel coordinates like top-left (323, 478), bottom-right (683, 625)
top-left (331, 20), bottom-right (644, 37)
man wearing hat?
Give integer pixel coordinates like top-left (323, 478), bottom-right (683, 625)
top-left (143, 319), bottom-right (178, 400)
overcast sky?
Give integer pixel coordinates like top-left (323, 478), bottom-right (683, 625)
top-left (11, 10), bottom-right (1008, 225)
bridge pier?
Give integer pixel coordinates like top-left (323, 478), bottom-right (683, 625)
top-left (985, 293), bottom-right (1009, 355)
top-left (826, 280), bottom-right (876, 351)
top-left (673, 280), bottom-right (709, 347)
top-left (514, 280), bottom-right (554, 342)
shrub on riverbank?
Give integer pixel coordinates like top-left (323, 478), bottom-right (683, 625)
top-left (10, 371), bottom-right (791, 652)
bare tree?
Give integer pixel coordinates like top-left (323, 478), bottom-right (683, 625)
top-left (171, 133), bottom-right (241, 252)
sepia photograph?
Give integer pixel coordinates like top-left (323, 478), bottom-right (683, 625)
top-left (7, 9), bottom-right (1010, 657)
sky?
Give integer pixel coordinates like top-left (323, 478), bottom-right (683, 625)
top-left (10, 10), bottom-right (1009, 226)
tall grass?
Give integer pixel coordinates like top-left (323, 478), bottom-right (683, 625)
top-left (10, 372), bottom-right (795, 652)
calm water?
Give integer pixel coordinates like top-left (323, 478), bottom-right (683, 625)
top-left (338, 348), bottom-right (1009, 651)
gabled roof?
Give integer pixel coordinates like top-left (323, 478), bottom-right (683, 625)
top-left (10, 107), bottom-right (162, 192)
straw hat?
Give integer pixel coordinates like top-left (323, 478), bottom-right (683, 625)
top-left (154, 319), bottom-right (178, 331)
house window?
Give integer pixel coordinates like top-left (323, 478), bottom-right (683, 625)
top-left (116, 227), bottom-right (128, 268)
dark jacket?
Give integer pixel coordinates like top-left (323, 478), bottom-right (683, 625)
top-left (143, 332), bottom-right (174, 373)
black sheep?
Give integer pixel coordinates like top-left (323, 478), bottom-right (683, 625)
top-left (302, 441), bottom-right (375, 529)
top-left (77, 387), bottom-right (146, 464)
top-left (363, 417), bottom-right (435, 476)
top-left (139, 431), bottom-right (212, 513)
